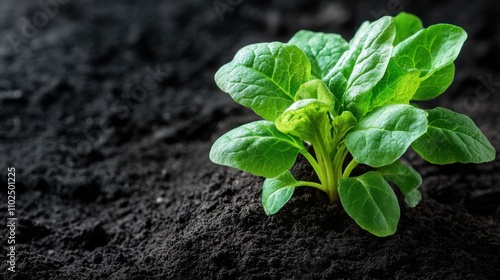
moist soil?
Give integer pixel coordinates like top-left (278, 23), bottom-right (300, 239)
top-left (0, 0), bottom-right (499, 279)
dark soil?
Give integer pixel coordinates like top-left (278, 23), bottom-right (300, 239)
top-left (1, 0), bottom-right (499, 279)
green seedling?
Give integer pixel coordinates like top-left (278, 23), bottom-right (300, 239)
top-left (210, 12), bottom-right (496, 237)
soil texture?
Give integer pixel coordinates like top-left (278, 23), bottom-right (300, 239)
top-left (0, 0), bottom-right (499, 279)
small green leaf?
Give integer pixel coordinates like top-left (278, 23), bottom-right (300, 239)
top-left (338, 171), bottom-right (400, 237)
top-left (412, 63), bottom-right (455, 100)
top-left (295, 79), bottom-right (336, 109)
top-left (345, 104), bottom-right (428, 167)
top-left (322, 71), bottom-right (347, 113)
top-left (393, 12), bottom-right (423, 46)
top-left (262, 171), bottom-right (297, 215)
top-left (376, 160), bottom-right (422, 194)
top-left (275, 99), bottom-right (331, 144)
top-left (412, 107), bottom-right (496, 164)
top-left (333, 111), bottom-right (357, 138)
top-left (376, 160), bottom-right (423, 207)
top-left (404, 189), bottom-right (422, 208)
top-left (393, 24), bottom-right (467, 78)
top-left (289, 30), bottom-right (349, 79)
top-left (215, 42), bottom-right (311, 121)
top-left (370, 59), bottom-right (421, 109)
top-left (349, 21), bottom-right (371, 47)
top-left (209, 121), bottom-right (305, 178)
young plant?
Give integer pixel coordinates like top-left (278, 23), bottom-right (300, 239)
top-left (209, 12), bottom-right (496, 237)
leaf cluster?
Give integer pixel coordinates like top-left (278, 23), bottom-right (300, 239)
top-left (210, 13), bottom-right (496, 236)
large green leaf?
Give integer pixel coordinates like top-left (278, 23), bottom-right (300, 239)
top-left (411, 63), bottom-right (455, 100)
top-left (215, 42), bottom-right (311, 121)
top-left (262, 171), bottom-right (297, 215)
top-left (332, 16), bottom-right (396, 118)
top-left (209, 121), bottom-right (305, 178)
top-left (393, 12), bottom-right (423, 46)
top-left (338, 171), bottom-right (400, 237)
top-left (321, 21), bottom-right (369, 95)
top-left (289, 30), bottom-right (349, 79)
top-left (345, 104), bottom-right (428, 167)
top-left (393, 24), bottom-right (467, 78)
top-left (370, 59), bottom-right (421, 109)
top-left (275, 99), bottom-right (331, 145)
top-left (295, 79), bottom-right (336, 109)
top-left (412, 107), bottom-right (496, 164)
top-left (344, 16), bottom-right (396, 100)
top-left (376, 160), bottom-right (423, 207)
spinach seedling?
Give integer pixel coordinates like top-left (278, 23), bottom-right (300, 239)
top-left (210, 12), bottom-right (496, 237)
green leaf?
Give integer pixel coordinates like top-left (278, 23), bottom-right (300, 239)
top-left (322, 71), bottom-right (347, 113)
top-left (411, 63), bottom-right (455, 100)
top-left (209, 121), bottom-right (305, 178)
top-left (349, 21), bottom-right (370, 47)
top-left (376, 160), bottom-right (422, 194)
top-left (215, 42), bottom-right (311, 121)
top-left (262, 171), bottom-right (297, 215)
top-left (393, 24), bottom-right (467, 78)
top-left (289, 30), bottom-right (349, 79)
top-left (345, 16), bottom-right (395, 96)
top-left (275, 99), bottom-right (331, 144)
top-left (411, 107), bottom-right (496, 164)
top-left (376, 160), bottom-right (423, 207)
top-left (370, 59), bottom-right (421, 109)
top-left (404, 189), bottom-right (422, 208)
top-left (345, 104), bottom-right (428, 167)
top-left (393, 12), bottom-right (423, 46)
top-left (330, 16), bottom-right (396, 118)
top-left (338, 171), bottom-right (400, 237)
top-left (295, 79), bottom-right (336, 109)
top-left (333, 111), bottom-right (357, 138)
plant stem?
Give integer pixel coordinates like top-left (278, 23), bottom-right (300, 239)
top-left (315, 141), bottom-right (335, 201)
top-left (326, 143), bottom-right (349, 203)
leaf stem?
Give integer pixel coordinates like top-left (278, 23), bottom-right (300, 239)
top-left (300, 149), bottom-right (326, 185)
top-left (313, 146), bottom-right (328, 182)
top-left (296, 181), bottom-right (327, 192)
top-left (343, 158), bottom-right (358, 178)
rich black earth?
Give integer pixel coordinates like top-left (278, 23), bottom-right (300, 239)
top-left (1, 0), bottom-right (499, 279)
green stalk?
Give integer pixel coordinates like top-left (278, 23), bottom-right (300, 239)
top-left (295, 181), bottom-right (327, 193)
top-left (343, 158), bottom-right (358, 178)
top-left (329, 143), bottom-right (349, 203)
top-left (313, 146), bottom-right (328, 184)
top-left (316, 140), bottom-right (336, 202)
top-left (301, 149), bottom-right (327, 187)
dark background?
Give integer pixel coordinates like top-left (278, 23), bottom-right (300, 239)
top-left (0, 0), bottom-right (499, 279)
